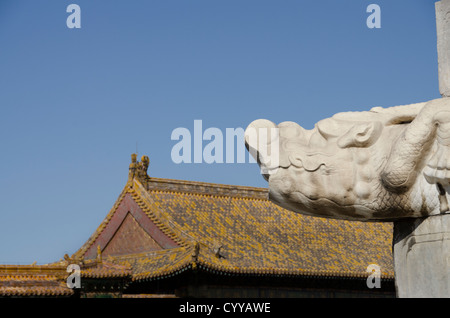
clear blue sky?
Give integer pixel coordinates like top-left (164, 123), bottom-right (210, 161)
top-left (0, 0), bottom-right (439, 264)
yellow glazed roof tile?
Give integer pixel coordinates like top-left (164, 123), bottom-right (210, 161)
top-left (74, 157), bottom-right (394, 281)
top-left (117, 177), bottom-right (394, 280)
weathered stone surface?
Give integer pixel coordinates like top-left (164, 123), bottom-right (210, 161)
top-left (393, 214), bottom-right (450, 297)
top-left (436, 0), bottom-right (450, 97)
top-left (245, 98), bottom-right (450, 222)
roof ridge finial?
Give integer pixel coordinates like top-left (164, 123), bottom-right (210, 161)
top-left (139, 155), bottom-right (150, 176)
top-left (96, 245), bottom-right (102, 264)
top-left (128, 153), bottom-right (138, 184)
top-left (128, 153), bottom-right (150, 188)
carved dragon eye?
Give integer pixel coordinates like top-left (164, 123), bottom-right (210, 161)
top-left (337, 121), bottom-right (382, 148)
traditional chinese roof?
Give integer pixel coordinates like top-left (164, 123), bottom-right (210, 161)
top-left (0, 258), bottom-right (131, 297)
top-left (0, 265), bottom-right (73, 297)
top-left (80, 261), bottom-right (132, 279)
top-left (73, 154), bottom-right (394, 282)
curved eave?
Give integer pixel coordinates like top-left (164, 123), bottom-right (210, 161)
top-left (0, 287), bottom-right (74, 297)
top-left (195, 260), bottom-right (395, 280)
top-left (123, 249), bottom-right (394, 282)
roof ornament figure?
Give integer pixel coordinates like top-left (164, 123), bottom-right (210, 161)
top-left (96, 245), bottom-right (102, 264)
top-left (138, 155), bottom-right (150, 179)
top-left (128, 153), bottom-right (138, 184)
top-left (213, 244), bottom-right (224, 259)
top-left (191, 242), bottom-right (200, 270)
top-left (141, 155), bottom-right (149, 173)
top-left (128, 153), bottom-right (151, 189)
top-left (63, 253), bottom-right (84, 266)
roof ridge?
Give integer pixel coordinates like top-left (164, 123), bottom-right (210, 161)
top-left (0, 264), bottom-right (68, 273)
top-left (126, 153), bottom-right (267, 199)
top-left (146, 177), bottom-right (269, 200)
top-left (130, 181), bottom-right (196, 248)
top-left (146, 187), bottom-right (269, 202)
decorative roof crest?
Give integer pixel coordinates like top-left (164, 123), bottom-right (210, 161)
top-left (128, 153), bottom-right (150, 188)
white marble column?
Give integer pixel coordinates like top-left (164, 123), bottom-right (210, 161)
top-left (393, 214), bottom-right (450, 297)
top-left (436, 0), bottom-right (450, 97)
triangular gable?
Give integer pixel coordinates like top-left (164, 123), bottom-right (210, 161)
top-left (102, 212), bottom-right (163, 256)
top-left (82, 192), bottom-right (180, 259)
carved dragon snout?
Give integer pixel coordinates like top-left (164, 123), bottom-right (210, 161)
top-left (246, 98), bottom-right (450, 221)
